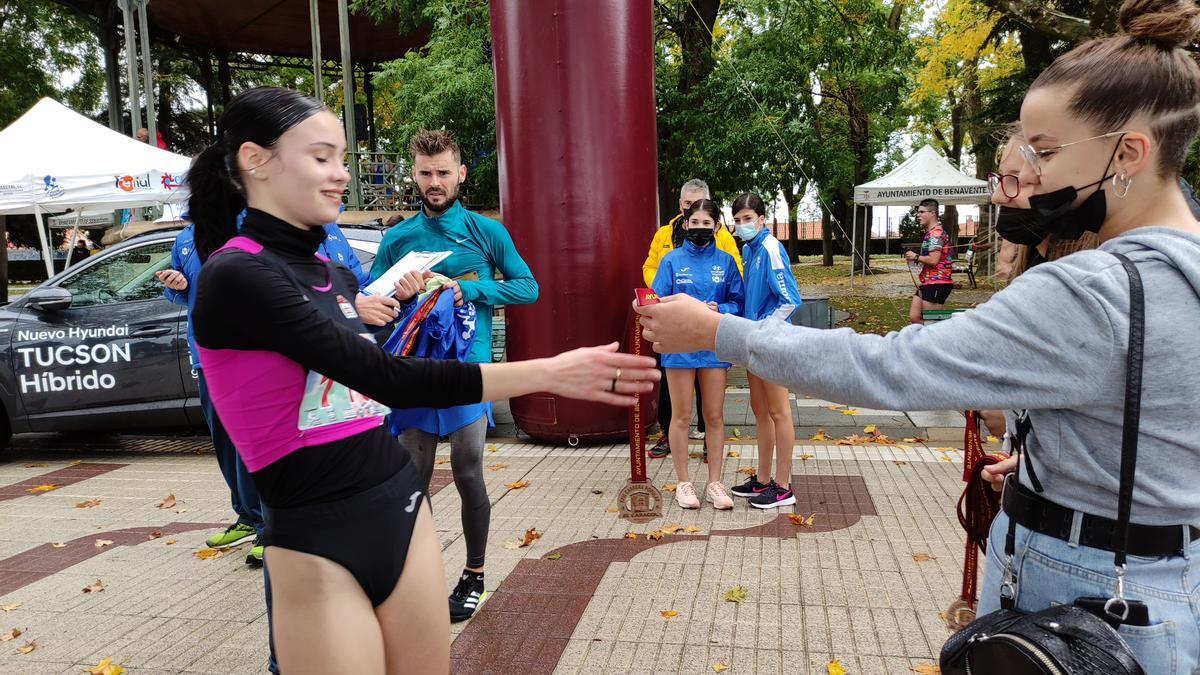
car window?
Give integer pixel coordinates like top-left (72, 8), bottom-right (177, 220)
top-left (59, 240), bottom-right (174, 308)
top-left (347, 240), bottom-right (377, 273)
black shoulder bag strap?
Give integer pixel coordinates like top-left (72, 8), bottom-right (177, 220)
top-left (1000, 252), bottom-right (1144, 614)
top-left (1105, 252), bottom-right (1145, 621)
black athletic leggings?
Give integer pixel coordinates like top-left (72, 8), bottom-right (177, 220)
top-left (400, 417), bottom-right (490, 569)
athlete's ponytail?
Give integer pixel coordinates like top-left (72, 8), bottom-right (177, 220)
top-left (187, 87), bottom-right (325, 260)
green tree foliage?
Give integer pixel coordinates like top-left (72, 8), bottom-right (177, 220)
top-left (372, 0), bottom-right (498, 207)
top-left (0, 0), bottom-right (104, 127)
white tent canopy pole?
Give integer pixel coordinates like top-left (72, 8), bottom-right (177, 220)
top-left (32, 206), bottom-right (54, 278)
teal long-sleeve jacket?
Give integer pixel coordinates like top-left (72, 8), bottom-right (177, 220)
top-left (371, 200), bottom-right (538, 364)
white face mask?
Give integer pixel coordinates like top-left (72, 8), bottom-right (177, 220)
top-left (735, 223), bottom-right (759, 241)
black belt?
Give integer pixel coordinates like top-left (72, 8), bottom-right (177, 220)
top-left (1002, 480), bottom-right (1198, 557)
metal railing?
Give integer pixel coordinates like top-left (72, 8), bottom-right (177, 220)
top-left (347, 152), bottom-right (420, 211)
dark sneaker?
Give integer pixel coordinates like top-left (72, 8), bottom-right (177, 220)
top-left (648, 438), bottom-right (671, 459)
top-left (749, 483), bottom-right (798, 509)
top-left (449, 571), bottom-right (487, 623)
top-left (730, 474), bottom-right (768, 498)
top-left (245, 537), bottom-right (264, 568)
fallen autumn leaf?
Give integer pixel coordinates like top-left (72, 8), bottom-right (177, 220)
top-left (94, 539), bottom-right (114, 548)
top-left (787, 513), bottom-right (816, 527)
top-left (157, 493), bottom-right (177, 509)
top-left (82, 579), bottom-right (105, 593)
top-left (14, 639), bottom-right (35, 654)
top-left (827, 659), bottom-right (847, 675)
top-left (712, 663), bottom-right (730, 673)
top-left (863, 424), bottom-right (878, 434)
top-left (723, 586), bottom-right (748, 603)
top-left (51, 543), bottom-right (66, 548)
top-left (684, 526), bottom-right (702, 533)
top-left (646, 531), bottom-right (663, 541)
top-left (23, 463), bottom-right (48, 468)
top-left (148, 531), bottom-right (163, 540)
top-left (1, 605), bottom-right (20, 613)
top-left (193, 548), bottom-right (223, 560)
top-left (912, 553), bottom-right (937, 562)
top-left (810, 430), bottom-right (830, 441)
top-left (736, 466), bottom-right (756, 475)
top-left (660, 610), bottom-right (678, 619)
top-left (544, 552), bottom-right (562, 560)
top-left (910, 665), bottom-right (940, 674)
top-left (662, 483), bottom-right (677, 492)
top-left (164, 540), bottom-right (177, 545)
top-left (76, 498), bottom-right (102, 509)
top-left (841, 409), bottom-right (859, 415)
top-left (26, 484), bottom-right (60, 494)
top-left (606, 507), bottom-right (619, 513)
top-left (726, 450), bottom-right (739, 458)
top-left (799, 453), bottom-right (815, 461)
top-left (0, 628), bottom-right (20, 642)
top-left (623, 533), bottom-right (639, 540)
top-left (505, 480), bottom-right (531, 490)
top-left (486, 464), bottom-right (508, 471)
top-left (85, 657), bottom-right (128, 675)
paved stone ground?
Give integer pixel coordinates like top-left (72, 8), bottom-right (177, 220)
top-left (0, 392), bottom-right (995, 674)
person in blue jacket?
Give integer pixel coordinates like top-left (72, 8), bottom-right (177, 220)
top-left (651, 199), bottom-right (743, 512)
top-left (727, 192), bottom-right (800, 510)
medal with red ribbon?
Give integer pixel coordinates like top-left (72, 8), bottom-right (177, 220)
top-left (617, 289), bottom-right (663, 523)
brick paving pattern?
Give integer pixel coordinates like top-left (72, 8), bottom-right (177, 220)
top-left (0, 396), bottom-right (983, 674)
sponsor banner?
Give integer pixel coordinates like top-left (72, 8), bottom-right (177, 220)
top-left (854, 184), bottom-right (991, 204)
top-left (14, 324), bottom-right (134, 394)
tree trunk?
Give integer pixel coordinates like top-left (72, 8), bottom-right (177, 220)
top-left (821, 206), bottom-right (834, 266)
top-left (977, 0), bottom-right (1093, 43)
top-left (657, 0), bottom-right (721, 225)
top-left (964, 57), bottom-right (996, 276)
top-left (848, 89), bottom-right (871, 275)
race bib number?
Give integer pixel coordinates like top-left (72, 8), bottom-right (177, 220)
top-left (298, 371), bottom-right (389, 431)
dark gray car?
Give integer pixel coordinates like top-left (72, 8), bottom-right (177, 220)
top-left (0, 227), bottom-right (383, 449)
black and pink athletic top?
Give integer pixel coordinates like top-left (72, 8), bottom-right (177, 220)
top-left (192, 209), bottom-right (482, 507)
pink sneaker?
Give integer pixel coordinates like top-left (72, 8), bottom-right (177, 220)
top-left (706, 482), bottom-right (734, 510)
top-left (675, 481), bottom-right (700, 509)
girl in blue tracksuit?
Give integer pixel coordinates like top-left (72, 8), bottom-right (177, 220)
top-left (652, 199), bottom-right (743, 511)
top-left (728, 192), bottom-right (801, 510)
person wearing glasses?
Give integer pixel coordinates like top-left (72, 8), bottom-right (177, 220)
top-left (635, 0), bottom-right (1200, 669)
top-left (904, 198), bottom-right (953, 324)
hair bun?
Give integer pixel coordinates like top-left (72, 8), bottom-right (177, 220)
top-left (1119, 0), bottom-right (1200, 49)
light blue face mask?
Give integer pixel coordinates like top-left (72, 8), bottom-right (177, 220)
top-left (735, 223), bottom-right (759, 241)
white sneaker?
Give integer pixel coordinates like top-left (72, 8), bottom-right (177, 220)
top-left (688, 429), bottom-right (705, 440)
top-left (675, 481), bottom-right (700, 509)
top-left (706, 482), bottom-right (734, 510)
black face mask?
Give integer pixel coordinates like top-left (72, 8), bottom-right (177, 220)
top-left (995, 206), bottom-right (1049, 247)
top-left (1026, 137), bottom-right (1122, 241)
top-left (684, 228), bottom-right (714, 246)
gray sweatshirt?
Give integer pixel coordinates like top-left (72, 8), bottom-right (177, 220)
top-left (716, 227), bottom-right (1200, 526)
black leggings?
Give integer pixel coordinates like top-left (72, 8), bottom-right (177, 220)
top-left (400, 416), bottom-right (490, 569)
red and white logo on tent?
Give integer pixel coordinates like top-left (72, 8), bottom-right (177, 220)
top-left (114, 173), bottom-right (152, 193)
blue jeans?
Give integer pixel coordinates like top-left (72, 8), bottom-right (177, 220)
top-left (980, 510), bottom-right (1200, 674)
top-left (196, 370), bottom-right (264, 536)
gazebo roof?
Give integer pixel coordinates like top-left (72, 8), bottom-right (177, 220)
top-left (58, 0), bottom-right (428, 63)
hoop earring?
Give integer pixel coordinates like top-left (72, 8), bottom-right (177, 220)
top-left (1113, 171), bottom-right (1132, 199)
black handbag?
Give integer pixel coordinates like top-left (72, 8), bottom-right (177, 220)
top-left (940, 253), bottom-right (1148, 675)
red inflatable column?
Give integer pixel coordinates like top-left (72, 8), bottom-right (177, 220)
top-left (490, 0), bottom-right (659, 444)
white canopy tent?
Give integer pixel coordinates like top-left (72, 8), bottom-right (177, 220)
top-left (849, 144), bottom-right (990, 285)
top-left (0, 98), bottom-right (191, 276)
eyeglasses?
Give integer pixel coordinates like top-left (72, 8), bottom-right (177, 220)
top-left (987, 172), bottom-right (1020, 199)
top-left (1018, 131), bottom-right (1130, 176)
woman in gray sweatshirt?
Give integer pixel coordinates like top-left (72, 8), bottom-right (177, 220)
top-left (637, 1), bottom-right (1200, 671)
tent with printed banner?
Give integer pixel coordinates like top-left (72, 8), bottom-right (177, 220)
top-left (848, 144), bottom-right (991, 285)
top-left (0, 98), bottom-right (191, 276)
